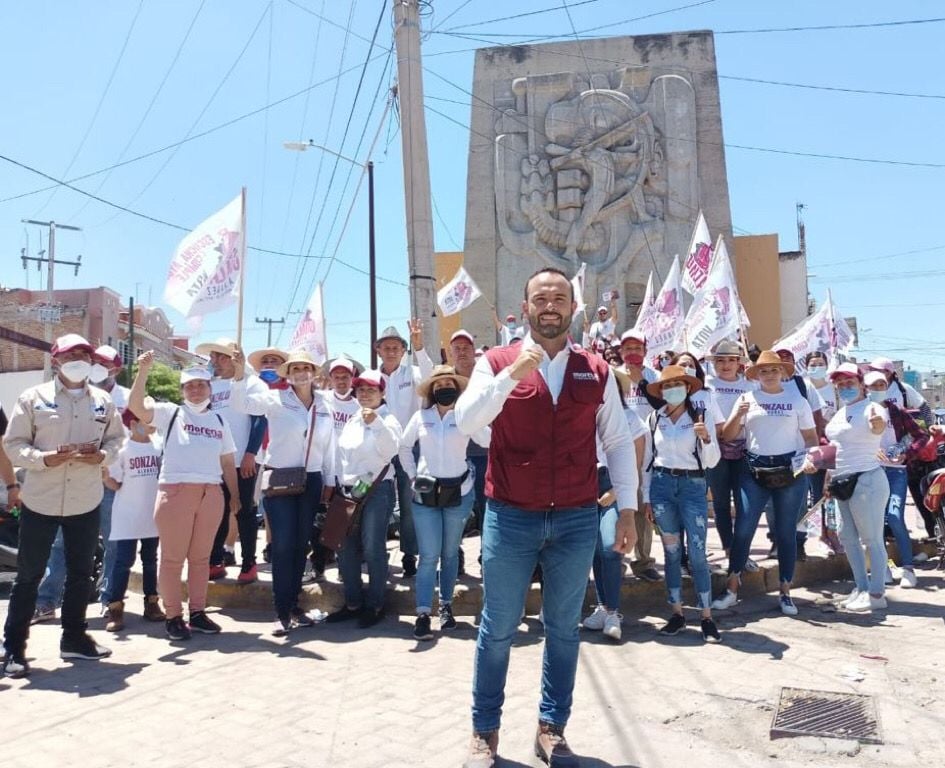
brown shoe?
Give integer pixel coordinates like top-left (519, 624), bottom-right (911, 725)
top-left (534, 722), bottom-right (578, 767)
top-left (462, 730), bottom-right (498, 768)
top-left (105, 601), bottom-right (125, 632)
top-left (143, 595), bottom-right (166, 622)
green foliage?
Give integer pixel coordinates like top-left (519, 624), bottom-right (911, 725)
top-left (121, 362), bottom-right (181, 403)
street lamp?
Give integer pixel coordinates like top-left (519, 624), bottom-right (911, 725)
top-left (283, 140), bottom-right (378, 368)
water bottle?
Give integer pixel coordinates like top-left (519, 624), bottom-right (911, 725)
top-left (884, 443), bottom-right (906, 462)
top-left (350, 473), bottom-right (373, 499)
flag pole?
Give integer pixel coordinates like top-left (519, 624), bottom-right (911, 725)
top-left (718, 232), bottom-right (752, 357)
top-left (236, 186), bottom-right (247, 348)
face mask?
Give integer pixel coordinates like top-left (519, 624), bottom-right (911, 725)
top-left (258, 369), bottom-right (280, 384)
top-left (184, 398), bottom-right (211, 412)
top-left (507, 321), bottom-right (515, 329)
top-left (89, 363), bottom-right (110, 384)
top-left (433, 388), bottom-right (460, 407)
top-left (60, 360), bottom-right (92, 382)
top-left (662, 386), bottom-right (687, 406)
top-left (837, 386), bottom-right (860, 404)
top-left (206, 362), bottom-right (216, 377)
top-left (659, 356), bottom-right (672, 367)
top-left (807, 365), bottom-right (827, 380)
top-left (622, 352), bottom-right (644, 367)
top-left (289, 372), bottom-right (314, 388)
top-left (868, 390), bottom-right (888, 405)
top-left (681, 366), bottom-right (697, 378)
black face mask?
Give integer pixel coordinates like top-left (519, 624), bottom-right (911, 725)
top-left (433, 388), bottom-right (459, 407)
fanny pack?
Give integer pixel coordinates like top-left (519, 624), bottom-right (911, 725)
top-left (747, 454), bottom-right (795, 490)
top-left (413, 471), bottom-right (468, 508)
top-left (720, 438), bottom-right (747, 461)
top-left (828, 472), bottom-right (862, 501)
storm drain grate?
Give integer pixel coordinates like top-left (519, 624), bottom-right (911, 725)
top-left (770, 687), bottom-right (882, 744)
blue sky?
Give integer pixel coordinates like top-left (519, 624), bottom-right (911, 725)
top-left (1, 1), bottom-right (942, 372)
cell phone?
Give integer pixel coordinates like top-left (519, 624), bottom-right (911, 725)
top-left (76, 443), bottom-right (99, 454)
top-left (57, 443), bottom-right (77, 454)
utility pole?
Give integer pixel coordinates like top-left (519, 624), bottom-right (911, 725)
top-left (21, 219), bottom-right (82, 379)
top-left (255, 316), bottom-right (285, 346)
top-left (393, 0), bottom-right (440, 356)
top-left (368, 160), bottom-right (378, 369)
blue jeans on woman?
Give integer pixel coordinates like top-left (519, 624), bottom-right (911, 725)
top-left (592, 466), bottom-right (622, 612)
top-left (838, 467), bottom-right (890, 595)
top-left (101, 537), bottom-right (158, 603)
top-left (413, 490), bottom-right (474, 614)
top-left (265, 471), bottom-right (322, 620)
top-left (338, 480), bottom-right (394, 611)
top-left (731, 455), bottom-right (807, 586)
top-left (472, 500), bottom-right (598, 732)
top-left (706, 457), bottom-right (744, 552)
top-left (650, 470), bottom-right (712, 609)
top-left (883, 467), bottom-right (913, 567)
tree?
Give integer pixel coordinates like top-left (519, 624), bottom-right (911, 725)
top-left (117, 361), bottom-right (181, 403)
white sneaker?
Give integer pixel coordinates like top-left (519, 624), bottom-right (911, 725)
top-left (870, 595), bottom-right (888, 610)
top-left (840, 589), bottom-right (862, 608)
top-left (779, 594), bottom-right (798, 616)
top-left (845, 592), bottom-right (872, 613)
top-left (884, 564), bottom-right (896, 585)
top-left (602, 612), bottom-right (623, 641)
top-left (900, 568), bottom-right (917, 588)
top-left (913, 551), bottom-right (929, 563)
top-left (581, 605), bottom-right (608, 631)
top-left (744, 558), bottom-right (759, 573)
top-left (711, 590), bottom-right (738, 610)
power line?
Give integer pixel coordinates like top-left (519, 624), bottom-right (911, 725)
top-left (442, 0), bottom-right (606, 31)
top-left (813, 244), bottom-right (945, 268)
top-left (810, 268), bottom-right (945, 283)
top-left (431, 0), bottom-right (476, 32)
top-left (719, 74), bottom-right (945, 101)
top-left (715, 16), bottom-right (945, 35)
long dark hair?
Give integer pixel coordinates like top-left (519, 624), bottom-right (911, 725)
top-left (670, 351), bottom-right (706, 383)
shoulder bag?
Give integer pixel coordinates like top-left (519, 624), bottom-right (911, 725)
top-left (321, 464), bottom-right (390, 551)
top-left (261, 404), bottom-right (316, 498)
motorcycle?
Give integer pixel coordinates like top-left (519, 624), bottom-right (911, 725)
top-left (919, 462), bottom-right (945, 571)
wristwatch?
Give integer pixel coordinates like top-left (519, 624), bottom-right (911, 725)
top-left (6, 483), bottom-right (20, 490)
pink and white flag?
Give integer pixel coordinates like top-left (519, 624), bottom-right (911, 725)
top-left (437, 266), bottom-right (483, 317)
top-left (164, 194), bottom-right (243, 326)
top-left (570, 262), bottom-right (587, 314)
top-left (632, 271), bottom-right (655, 333)
top-left (637, 257), bottom-right (685, 352)
top-left (681, 210), bottom-right (713, 295)
top-left (773, 290), bottom-right (854, 366)
top-left (290, 282), bottom-right (328, 364)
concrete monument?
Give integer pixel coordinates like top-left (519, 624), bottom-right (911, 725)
top-left (459, 31), bottom-right (733, 344)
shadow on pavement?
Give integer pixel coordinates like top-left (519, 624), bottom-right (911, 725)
top-left (21, 661), bottom-right (148, 697)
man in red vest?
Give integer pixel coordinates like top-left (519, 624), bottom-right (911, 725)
top-left (456, 268), bottom-right (639, 768)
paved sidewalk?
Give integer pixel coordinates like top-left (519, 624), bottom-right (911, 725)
top-left (3, 564), bottom-right (943, 768)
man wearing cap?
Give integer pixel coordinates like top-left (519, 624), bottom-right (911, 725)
top-left (2, 334), bottom-right (125, 676)
top-left (588, 301), bottom-right (618, 347)
top-left (373, 320), bottom-right (435, 578)
top-left (455, 268), bottom-right (638, 768)
top-left (194, 338), bottom-right (269, 583)
top-left (494, 311), bottom-right (525, 347)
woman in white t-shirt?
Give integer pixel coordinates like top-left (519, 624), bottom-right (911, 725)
top-left (713, 351), bottom-right (818, 616)
top-left (128, 353), bottom-right (240, 641)
top-left (807, 364), bottom-right (889, 612)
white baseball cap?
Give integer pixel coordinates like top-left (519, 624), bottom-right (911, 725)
top-left (180, 367), bottom-right (212, 384)
top-left (450, 330), bottom-right (475, 345)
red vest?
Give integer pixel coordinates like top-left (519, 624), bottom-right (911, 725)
top-left (485, 344), bottom-right (608, 510)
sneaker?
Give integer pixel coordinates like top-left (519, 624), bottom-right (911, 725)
top-left (438, 603), bottom-right (457, 630)
top-left (534, 722), bottom-right (577, 768)
top-left (301, 561), bottom-right (316, 585)
top-left (290, 607), bottom-right (316, 627)
top-left (30, 604), bottom-right (57, 625)
top-left (744, 558), bottom-right (760, 573)
top-left (1, 651), bottom-right (30, 678)
top-left (402, 555), bottom-right (417, 578)
top-left (884, 563), bottom-right (896, 585)
top-left (325, 605), bottom-right (362, 623)
top-left (711, 590), bottom-right (738, 610)
top-left (143, 595), bottom-right (166, 622)
top-left (701, 617), bottom-right (722, 643)
top-left (913, 551), bottom-right (929, 564)
top-left (659, 613), bottom-right (686, 636)
top-left (104, 601), bottom-right (125, 632)
top-left (581, 604), bottom-right (608, 631)
top-left (60, 633), bottom-right (112, 660)
top-left (840, 588), bottom-right (862, 608)
top-left (165, 616), bottom-right (191, 640)
top-left (222, 549), bottom-right (237, 567)
top-left (779, 594), bottom-right (798, 616)
top-left (602, 612), bottom-right (622, 641)
top-left (870, 595), bottom-right (888, 610)
top-left (271, 617), bottom-right (292, 637)
top-left (845, 592), bottom-right (872, 612)
top-left (357, 607), bottom-right (385, 629)
top-left (208, 564), bottom-right (227, 580)
top-left (413, 613), bottom-right (434, 641)
top-left (638, 567), bottom-right (662, 582)
top-left (189, 611), bottom-right (221, 634)
top-left (237, 564), bottom-right (258, 584)
top-left (900, 568), bottom-right (917, 588)
top-left (463, 731), bottom-right (498, 768)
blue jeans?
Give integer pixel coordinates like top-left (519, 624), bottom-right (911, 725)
top-left (472, 500), bottom-right (598, 732)
top-left (97, 487), bottom-right (118, 604)
top-left (706, 457), bottom-right (744, 552)
top-left (592, 466), bottom-right (621, 612)
top-left (650, 471), bottom-right (712, 609)
top-left (102, 537), bottom-right (158, 603)
top-left (413, 490), bottom-right (474, 613)
top-left (338, 480), bottom-right (394, 611)
top-left (265, 472), bottom-right (322, 619)
top-left (883, 467), bottom-right (912, 567)
top-left (393, 455), bottom-right (417, 558)
top-left (838, 467), bottom-right (890, 595)
top-left (731, 457), bottom-right (807, 586)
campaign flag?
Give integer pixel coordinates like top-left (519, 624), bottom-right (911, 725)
top-left (164, 194), bottom-right (243, 326)
top-left (679, 237), bottom-right (748, 357)
top-left (773, 290), bottom-right (854, 366)
top-left (637, 257), bottom-right (685, 351)
top-left (632, 271), bottom-right (655, 332)
top-left (437, 266), bottom-right (483, 317)
top-left (570, 262), bottom-right (587, 314)
top-left (681, 210), bottom-right (713, 295)
top-left (289, 282), bottom-right (328, 364)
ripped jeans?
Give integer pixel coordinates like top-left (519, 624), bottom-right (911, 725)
top-left (649, 470), bottom-right (712, 610)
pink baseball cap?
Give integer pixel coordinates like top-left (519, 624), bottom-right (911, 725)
top-left (620, 329), bottom-right (646, 345)
top-left (829, 362), bottom-right (863, 382)
top-left (869, 356), bottom-right (895, 373)
top-left (352, 371), bottom-right (386, 392)
top-left (51, 333), bottom-right (94, 357)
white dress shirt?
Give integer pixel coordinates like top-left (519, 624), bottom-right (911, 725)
top-left (401, 406), bottom-right (490, 496)
top-left (454, 333), bottom-right (638, 511)
top-left (641, 406), bottom-right (721, 502)
top-left (337, 406), bottom-right (402, 486)
top-left (373, 348), bottom-right (434, 434)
